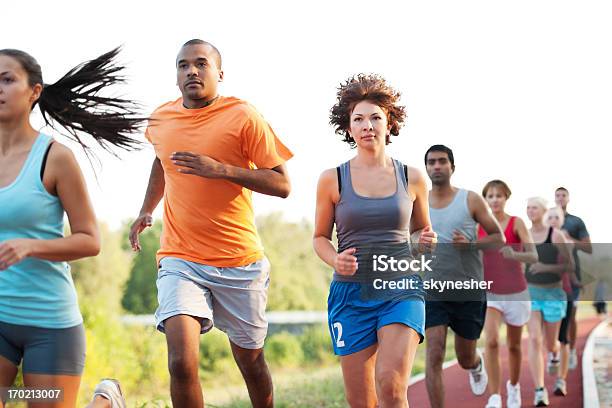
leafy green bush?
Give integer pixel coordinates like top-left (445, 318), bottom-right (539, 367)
top-left (199, 328), bottom-right (234, 375)
top-left (264, 331), bottom-right (304, 367)
top-left (256, 213), bottom-right (332, 311)
top-left (121, 221), bottom-right (162, 314)
top-left (79, 303), bottom-right (169, 405)
top-left (299, 325), bottom-right (335, 365)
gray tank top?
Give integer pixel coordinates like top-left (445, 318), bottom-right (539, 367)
top-left (333, 158), bottom-right (413, 282)
top-left (427, 189), bottom-right (483, 282)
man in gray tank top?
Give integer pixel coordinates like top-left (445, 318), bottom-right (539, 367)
top-left (423, 145), bottom-right (505, 408)
top-left (554, 186), bottom-right (592, 370)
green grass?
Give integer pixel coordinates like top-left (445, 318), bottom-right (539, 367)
top-left (218, 367), bottom-right (346, 408)
top-left (203, 331), bottom-right (459, 408)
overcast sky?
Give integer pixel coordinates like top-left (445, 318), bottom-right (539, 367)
top-left (4, 0), bottom-right (611, 243)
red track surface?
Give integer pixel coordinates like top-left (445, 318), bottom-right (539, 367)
top-left (407, 317), bottom-right (600, 407)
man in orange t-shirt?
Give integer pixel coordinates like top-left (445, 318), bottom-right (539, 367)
top-left (129, 39), bottom-right (292, 408)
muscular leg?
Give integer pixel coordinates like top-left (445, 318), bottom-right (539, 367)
top-left (425, 325), bottom-right (448, 408)
top-left (484, 308), bottom-right (502, 395)
top-left (506, 323), bottom-right (524, 385)
top-left (0, 356), bottom-right (18, 408)
top-left (527, 311), bottom-right (545, 388)
top-left (340, 344), bottom-right (378, 408)
top-left (375, 324), bottom-right (420, 408)
top-left (23, 373), bottom-right (81, 408)
top-left (454, 334), bottom-right (479, 370)
top-left (483, 308), bottom-right (502, 395)
top-left (165, 315), bottom-right (204, 408)
top-left (230, 341), bottom-right (273, 408)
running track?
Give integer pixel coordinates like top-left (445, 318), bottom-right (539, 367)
top-left (407, 317), bottom-right (600, 407)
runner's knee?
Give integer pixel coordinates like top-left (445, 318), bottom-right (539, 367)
top-left (486, 335), bottom-right (499, 351)
top-left (233, 348), bottom-right (268, 383)
top-left (507, 341), bottom-right (521, 355)
top-left (456, 349), bottom-right (477, 369)
top-left (529, 333), bottom-right (542, 349)
top-left (168, 351), bottom-right (199, 381)
top-left (376, 371), bottom-right (407, 404)
top-left (345, 393), bottom-right (374, 408)
top-left (426, 345), bottom-right (445, 369)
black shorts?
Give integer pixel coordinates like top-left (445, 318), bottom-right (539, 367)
top-left (593, 302), bottom-right (607, 314)
top-left (0, 320), bottom-right (85, 375)
top-left (425, 300), bottom-right (487, 340)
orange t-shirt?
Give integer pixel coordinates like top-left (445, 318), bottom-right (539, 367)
top-left (145, 96), bottom-right (293, 267)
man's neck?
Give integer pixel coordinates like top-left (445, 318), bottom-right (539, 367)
top-left (183, 95), bottom-right (219, 109)
top-left (431, 182), bottom-right (454, 196)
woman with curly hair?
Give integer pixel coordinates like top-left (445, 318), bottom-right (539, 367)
top-left (313, 74), bottom-right (436, 407)
top-left (0, 47), bottom-right (144, 408)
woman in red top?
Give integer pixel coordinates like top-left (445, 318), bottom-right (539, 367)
top-left (478, 180), bottom-right (538, 408)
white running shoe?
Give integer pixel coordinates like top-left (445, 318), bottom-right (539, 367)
top-left (506, 380), bottom-right (522, 408)
top-left (92, 379), bottom-right (126, 408)
top-left (469, 348), bottom-right (488, 396)
top-left (568, 348), bottom-right (578, 370)
top-left (546, 351), bottom-right (560, 375)
top-left (553, 378), bottom-right (567, 396)
top-left (485, 393), bottom-right (502, 408)
top-left (534, 387), bottom-right (549, 407)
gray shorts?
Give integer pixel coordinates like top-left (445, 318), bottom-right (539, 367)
top-left (0, 320), bottom-right (85, 375)
top-left (155, 256), bottom-right (271, 349)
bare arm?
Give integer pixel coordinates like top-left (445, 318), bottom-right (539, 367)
top-left (555, 229), bottom-right (575, 274)
top-left (562, 238), bottom-right (581, 286)
top-left (129, 157), bottom-right (165, 251)
top-left (312, 169), bottom-right (357, 275)
top-left (570, 217), bottom-right (592, 254)
top-left (407, 167), bottom-right (436, 252)
top-left (171, 152), bottom-right (291, 198)
top-left (571, 236), bottom-right (592, 254)
top-left (0, 143), bottom-right (99, 268)
top-left (140, 157), bottom-right (165, 215)
top-left (468, 191), bottom-right (505, 249)
top-left (504, 216), bottom-right (538, 263)
top-left (222, 163), bottom-right (291, 198)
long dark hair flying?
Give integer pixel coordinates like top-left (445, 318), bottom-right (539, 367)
top-left (0, 47), bottom-right (146, 154)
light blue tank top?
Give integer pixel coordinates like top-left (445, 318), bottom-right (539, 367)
top-left (427, 189), bottom-right (483, 281)
top-left (0, 133), bottom-right (82, 328)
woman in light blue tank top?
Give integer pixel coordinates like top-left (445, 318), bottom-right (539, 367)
top-left (0, 48), bottom-right (144, 407)
top-left (314, 74), bottom-right (437, 407)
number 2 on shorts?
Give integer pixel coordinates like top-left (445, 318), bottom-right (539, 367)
top-left (332, 322), bottom-right (345, 347)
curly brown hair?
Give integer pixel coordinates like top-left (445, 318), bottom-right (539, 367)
top-left (329, 74), bottom-right (406, 147)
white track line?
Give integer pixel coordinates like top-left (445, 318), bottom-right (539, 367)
top-left (582, 318), bottom-right (610, 408)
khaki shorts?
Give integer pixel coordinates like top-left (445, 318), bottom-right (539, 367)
top-left (155, 256), bottom-right (270, 349)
